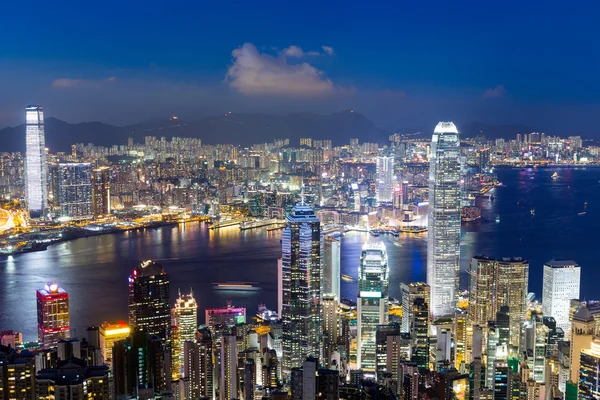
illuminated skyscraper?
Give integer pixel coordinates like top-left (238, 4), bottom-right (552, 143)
top-left (410, 298), bottom-right (430, 370)
top-left (57, 163), bottom-right (93, 219)
top-left (400, 282), bottom-right (430, 333)
top-left (357, 240), bottom-right (389, 374)
top-left (128, 260), bottom-right (170, 343)
top-left (376, 155), bottom-right (394, 203)
top-left (37, 282), bottom-right (70, 347)
top-left (281, 202), bottom-right (323, 376)
top-left (92, 166), bottom-right (111, 217)
top-left (578, 336), bottom-right (600, 399)
top-left (205, 302), bottom-right (246, 331)
top-left (427, 121), bottom-right (461, 318)
top-left (25, 105), bottom-right (48, 218)
top-left (542, 259), bottom-right (581, 333)
top-left (99, 321), bottom-right (130, 367)
top-left (469, 256), bottom-right (496, 328)
top-left (323, 236), bottom-right (341, 299)
top-left (494, 258), bottom-right (529, 350)
top-left (220, 332), bottom-right (238, 400)
top-left (172, 290), bottom-right (197, 379)
top-left (184, 327), bottom-right (214, 399)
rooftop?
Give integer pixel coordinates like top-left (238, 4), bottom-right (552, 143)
top-left (545, 259), bottom-right (580, 268)
top-left (434, 121), bottom-right (458, 134)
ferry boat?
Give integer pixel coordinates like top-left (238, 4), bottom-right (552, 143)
top-left (530, 209), bottom-right (536, 216)
top-left (342, 274), bottom-right (354, 282)
top-left (213, 282), bottom-right (260, 291)
top-left (399, 226), bottom-right (427, 234)
top-left (578, 212), bottom-right (587, 216)
top-left (552, 172), bottom-right (558, 180)
top-left (496, 215), bottom-right (500, 223)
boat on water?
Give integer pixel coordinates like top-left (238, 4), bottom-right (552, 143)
top-left (530, 209), bottom-right (536, 216)
top-left (578, 212), bottom-right (587, 216)
top-left (552, 172), bottom-right (558, 179)
top-left (342, 274), bottom-right (354, 282)
top-left (370, 230), bottom-right (380, 237)
top-left (496, 215), bottom-right (500, 223)
top-left (213, 282), bottom-right (260, 291)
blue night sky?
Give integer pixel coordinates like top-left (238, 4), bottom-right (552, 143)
top-left (1, 1), bottom-right (599, 134)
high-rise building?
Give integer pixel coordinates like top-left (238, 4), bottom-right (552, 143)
top-left (205, 302), bottom-right (246, 331)
top-left (323, 237), bottom-right (341, 299)
top-left (220, 332), bottom-right (238, 400)
top-left (37, 282), bottom-right (70, 347)
top-left (570, 304), bottom-right (595, 385)
top-left (376, 323), bottom-right (410, 382)
top-left (128, 260), bottom-right (171, 343)
top-left (357, 240), bottom-right (389, 374)
top-left (542, 259), bottom-right (581, 333)
top-left (410, 297), bottom-right (430, 370)
top-left (495, 257), bottom-right (529, 350)
top-left (376, 155), bottom-right (394, 203)
top-left (99, 320), bottom-right (130, 367)
top-left (281, 202), bottom-right (323, 375)
top-left (56, 163), bottom-right (93, 219)
top-left (468, 256), bottom-right (496, 328)
top-left (427, 121), bottom-right (461, 318)
top-left (183, 327), bottom-right (214, 399)
top-left (400, 282), bottom-right (430, 333)
top-left (579, 336), bottom-right (600, 399)
top-left (322, 294), bottom-right (338, 368)
top-left (92, 166), bottom-right (111, 217)
top-left (172, 290), bottom-right (197, 379)
top-left (25, 105), bottom-right (48, 218)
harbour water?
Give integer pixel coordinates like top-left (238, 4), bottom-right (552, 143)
top-left (1, 167), bottom-right (599, 341)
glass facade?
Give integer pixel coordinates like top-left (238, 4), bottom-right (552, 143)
top-left (579, 337), bottom-right (600, 399)
top-left (172, 291), bottom-right (197, 379)
top-left (36, 282), bottom-right (70, 347)
top-left (376, 155), bottom-right (394, 203)
top-left (25, 105), bottom-right (48, 217)
top-left (542, 259), bottom-right (581, 333)
top-left (427, 122), bottom-right (461, 318)
top-left (357, 240), bottom-right (388, 374)
top-left (281, 203), bottom-right (323, 376)
top-left (92, 166), bottom-right (111, 216)
top-left (57, 163), bottom-right (93, 218)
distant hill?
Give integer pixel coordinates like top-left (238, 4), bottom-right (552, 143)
top-left (0, 111), bottom-right (390, 152)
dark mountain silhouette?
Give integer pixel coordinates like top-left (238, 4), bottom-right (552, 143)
top-left (0, 111), bottom-right (389, 152)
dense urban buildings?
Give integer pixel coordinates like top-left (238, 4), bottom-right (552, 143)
top-left (427, 121), bottom-right (461, 318)
top-left (55, 162), bottom-right (93, 218)
top-left (24, 105), bottom-right (48, 218)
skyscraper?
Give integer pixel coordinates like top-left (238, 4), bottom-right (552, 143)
top-left (410, 297), bottom-right (430, 370)
top-left (323, 236), bottom-right (341, 299)
top-left (427, 121), bottom-right (461, 318)
top-left (183, 327), bottom-right (213, 399)
top-left (99, 321), bottom-right (130, 368)
top-left (495, 257), bottom-right (529, 350)
top-left (220, 332), bottom-right (238, 400)
top-left (92, 166), bottom-right (111, 217)
top-left (281, 202), bottom-right (323, 376)
top-left (128, 260), bottom-right (171, 343)
top-left (357, 240), bottom-right (389, 374)
top-left (376, 155), bottom-right (394, 203)
top-left (37, 282), bottom-right (70, 347)
top-left (172, 290), bottom-right (197, 379)
top-left (400, 282), bottom-right (430, 333)
top-left (578, 336), bottom-right (600, 399)
top-left (468, 256), bottom-right (496, 328)
top-left (542, 259), bottom-right (581, 333)
top-left (57, 163), bottom-right (93, 219)
top-left (25, 105), bottom-right (48, 218)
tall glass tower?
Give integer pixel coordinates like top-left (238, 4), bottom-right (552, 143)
top-left (427, 122), bottom-right (461, 318)
top-left (376, 155), bottom-right (394, 203)
top-left (281, 202), bottom-right (323, 376)
top-left (25, 105), bottom-right (48, 218)
top-left (128, 260), bottom-right (171, 343)
top-left (357, 240), bottom-right (388, 375)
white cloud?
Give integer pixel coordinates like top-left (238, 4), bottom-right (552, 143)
top-left (51, 77), bottom-right (116, 89)
top-left (482, 84), bottom-right (505, 99)
top-left (322, 46), bottom-right (334, 55)
top-left (226, 43), bottom-right (347, 96)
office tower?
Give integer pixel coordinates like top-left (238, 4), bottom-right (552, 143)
top-left (128, 260), bottom-right (171, 342)
top-left (523, 312), bottom-right (547, 383)
top-left (25, 105), bottom-right (48, 218)
top-left (376, 155), bottom-right (394, 203)
top-left (205, 302), bottom-right (246, 331)
top-left (184, 327), bottom-right (214, 399)
top-left (400, 282), bottom-right (430, 333)
top-left (322, 294), bottom-right (338, 368)
top-left (570, 304), bottom-right (595, 385)
top-left (495, 257), bottom-right (529, 350)
top-left (357, 240), bottom-right (389, 374)
top-left (290, 357), bottom-right (339, 400)
top-left (112, 329), bottom-right (167, 398)
top-left (92, 166), bottom-right (111, 217)
top-left (172, 290), bottom-right (197, 379)
top-left (454, 310), bottom-right (468, 369)
top-left (578, 336), bottom-right (600, 399)
top-left (410, 297), bottom-right (430, 370)
top-left (281, 202), bottom-right (323, 375)
top-left (37, 282), bottom-right (70, 347)
top-left (375, 323), bottom-right (407, 381)
top-left (435, 326), bottom-right (452, 370)
top-left (323, 237), bottom-right (341, 299)
top-left (427, 121), bottom-right (461, 318)
top-left (542, 259), bottom-right (581, 333)
top-left (220, 332), bottom-right (238, 400)
top-left (99, 320), bottom-right (130, 367)
top-left (398, 362), bottom-right (420, 399)
top-left (56, 163), bottom-right (93, 218)
top-left (493, 360), bottom-right (510, 400)
top-left (468, 256), bottom-right (496, 328)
